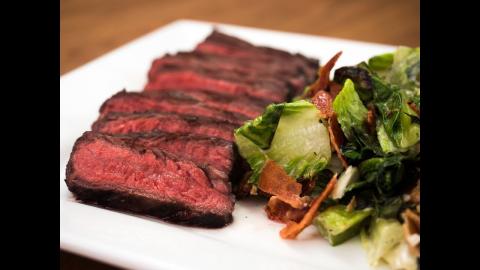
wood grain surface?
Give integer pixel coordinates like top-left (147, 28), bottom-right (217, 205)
top-left (60, 0), bottom-right (419, 269)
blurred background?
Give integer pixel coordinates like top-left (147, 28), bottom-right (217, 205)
top-left (61, 0), bottom-right (419, 75)
top-left (60, 0), bottom-right (419, 268)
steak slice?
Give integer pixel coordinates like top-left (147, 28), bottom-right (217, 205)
top-left (144, 70), bottom-right (287, 103)
top-left (148, 51), bottom-right (307, 93)
top-left (122, 132), bottom-right (234, 195)
top-left (99, 90), bottom-right (249, 126)
top-left (66, 132), bottom-right (234, 228)
top-left (93, 112), bottom-right (236, 142)
top-left (195, 31), bottom-right (319, 90)
top-left (148, 58), bottom-right (293, 98)
top-left (146, 89), bottom-right (266, 119)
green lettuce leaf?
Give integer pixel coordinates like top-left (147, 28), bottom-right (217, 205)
top-left (267, 100), bottom-right (331, 179)
top-left (360, 218), bottom-right (405, 267)
top-left (234, 103), bottom-right (285, 149)
top-left (368, 52), bottom-right (394, 71)
top-left (234, 100), bottom-right (331, 184)
top-left (333, 79), bottom-right (382, 155)
top-left (370, 47), bottom-right (420, 104)
top-left (388, 46), bottom-right (420, 101)
top-left (345, 155), bottom-right (404, 195)
top-left (372, 76), bottom-right (420, 153)
top-left (234, 133), bottom-right (268, 183)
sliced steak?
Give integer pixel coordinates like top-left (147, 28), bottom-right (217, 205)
top-left (129, 132), bottom-right (234, 195)
top-left (66, 132), bottom-right (234, 227)
top-left (148, 57), bottom-right (293, 98)
top-left (99, 90), bottom-right (248, 126)
top-left (65, 30), bottom-right (322, 229)
top-left (148, 51), bottom-right (307, 93)
top-left (144, 70), bottom-right (287, 103)
top-left (93, 112), bottom-right (236, 142)
top-left (195, 31), bottom-right (319, 90)
top-left (147, 89), bottom-right (266, 119)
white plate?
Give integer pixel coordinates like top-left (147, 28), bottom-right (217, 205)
top-left (60, 19), bottom-right (396, 270)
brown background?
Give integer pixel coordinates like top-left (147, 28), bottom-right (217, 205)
top-left (60, 0), bottom-right (419, 268)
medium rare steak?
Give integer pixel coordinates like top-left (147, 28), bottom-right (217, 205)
top-left (93, 112), bottom-right (236, 142)
top-left (123, 132), bottom-right (234, 195)
top-left (146, 89), bottom-right (267, 119)
top-left (144, 70), bottom-right (287, 103)
top-left (66, 132), bottom-right (234, 228)
top-left (148, 59), bottom-right (293, 98)
top-left (65, 30), bottom-right (321, 228)
top-left (195, 31), bottom-right (319, 92)
top-left (99, 90), bottom-right (249, 126)
top-left (148, 51), bottom-right (307, 93)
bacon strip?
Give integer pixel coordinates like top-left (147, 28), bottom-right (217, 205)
top-left (279, 173), bottom-right (338, 239)
top-left (328, 114), bottom-right (348, 168)
top-left (312, 90), bottom-right (334, 119)
top-left (258, 160), bottom-right (304, 208)
top-left (265, 196), bottom-right (308, 223)
top-left (328, 81), bottom-right (343, 100)
top-left (408, 102), bottom-right (420, 117)
top-left (309, 51), bottom-right (343, 97)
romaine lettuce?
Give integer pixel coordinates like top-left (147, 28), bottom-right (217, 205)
top-left (388, 47), bottom-right (420, 101)
top-left (332, 79), bottom-right (382, 155)
top-left (369, 47), bottom-right (420, 103)
top-left (360, 218), bottom-right (404, 267)
top-left (234, 100), bottom-right (331, 184)
top-left (361, 218), bottom-right (417, 270)
top-left (368, 52), bottom-right (394, 71)
top-left (372, 76), bottom-right (420, 153)
top-left (235, 103), bottom-right (285, 149)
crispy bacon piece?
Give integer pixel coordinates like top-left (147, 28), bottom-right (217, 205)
top-left (408, 102), bottom-right (420, 117)
top-left (258, 160), bottom-right (304, 208)
top-left (310, 52), bottom-right (343, 96)
top-left (328, 114), bottom-right (348, 168)
top-left (328, 81), bottom-right (343, 100)
top-left (312, 90), bottom-right (334, 119)
top-left (279, 173), bottom-right (338, 239)
top-left (302, 52), bottom-right (342, 98)
top-left (402, 208), bottom-right (420, 257)
top-left (265, 196), bottom-right (309, 223)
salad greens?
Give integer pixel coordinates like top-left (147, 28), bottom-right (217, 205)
top-left (333, 79), bottom-right (382, 155)
top-left (235, 100), bottom-right (331, 184)
top-left (234, 47), bottom-right (420, 270)
top-left (360, 218), bottom-right (405, 266)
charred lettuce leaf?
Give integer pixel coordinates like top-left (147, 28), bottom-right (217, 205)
top-left (345, 155), bottom-right (405, 195)
top-left (234, 100), bottom-right (331, 185)
top-left (334, 66), bottom-right (373, 102)
top-left (369, 47), bottom-right (420, 104)
top-left (372, 76), bottom-right (420, 153)
top-left (333, 50), bottom-right (420, 155)
top-left (388, 47), bottom-right (420, 101)
top-left (332, 79), bottom-right (382, 155)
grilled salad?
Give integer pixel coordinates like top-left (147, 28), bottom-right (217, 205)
top-left (234, 47), bottom-right (420, 270)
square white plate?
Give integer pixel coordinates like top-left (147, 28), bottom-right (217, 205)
top-left (60, 19), bottom-right (396, 270)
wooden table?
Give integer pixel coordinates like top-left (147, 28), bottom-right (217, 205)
top-left (60, 0), bottom-right (419, 268)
